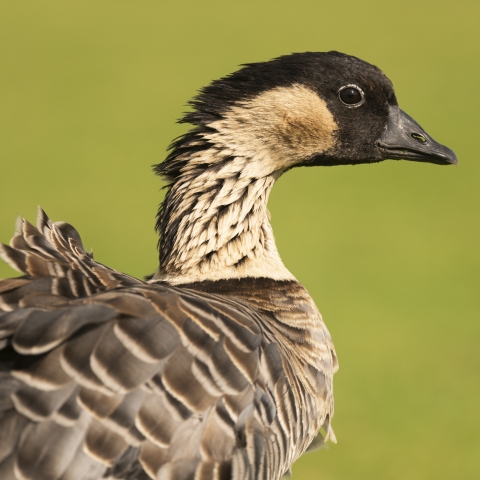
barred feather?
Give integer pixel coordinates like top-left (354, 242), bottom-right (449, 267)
top-left (0, 210), bottom-right (336, 480)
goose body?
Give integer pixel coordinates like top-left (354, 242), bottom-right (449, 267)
top-left (0, 52), bottom-right (456, 480)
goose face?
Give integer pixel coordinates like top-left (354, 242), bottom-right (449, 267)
top-left (188, 51), bottom-right (457, 171)
top-left (303, 52), bottom-right (458, 167)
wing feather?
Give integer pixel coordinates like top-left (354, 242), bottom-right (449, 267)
top-left (11, 382), bottom-right (77, 422)
top-left (15, 413), bottom-right (90, 480)
top-left (11, 345), bottom-right (72, 391)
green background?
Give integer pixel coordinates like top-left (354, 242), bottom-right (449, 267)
top-left (0, 1), bottom-right (479, 479)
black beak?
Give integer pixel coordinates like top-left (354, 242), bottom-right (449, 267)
top-left (377, 106), bottom-right (458, 166)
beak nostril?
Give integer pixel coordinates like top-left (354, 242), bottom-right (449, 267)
top-left (411, 133), bottom-right (427, 143)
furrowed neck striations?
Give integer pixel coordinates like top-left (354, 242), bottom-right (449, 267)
top-left (153, 132), bottom-right (293, 285)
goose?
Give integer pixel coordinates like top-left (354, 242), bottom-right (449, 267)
top-left (0, 51), bottom-right (457, 480)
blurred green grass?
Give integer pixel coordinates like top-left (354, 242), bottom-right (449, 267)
top-left (0, 1), bottom-right (479, 478)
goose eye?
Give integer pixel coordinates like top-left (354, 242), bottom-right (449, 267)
top-left (338, 85), bottom-right (364, 106)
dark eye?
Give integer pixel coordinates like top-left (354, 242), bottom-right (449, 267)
top-left (338, 85), bottom-right (364, 107)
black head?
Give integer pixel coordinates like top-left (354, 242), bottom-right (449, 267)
top-left (158, 51), bottom-right (456, 182)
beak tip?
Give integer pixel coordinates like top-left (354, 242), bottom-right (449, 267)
top-left (444, 148), bottom-right (458, 166)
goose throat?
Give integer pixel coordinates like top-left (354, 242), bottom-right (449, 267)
top-left (154, 155), bottom-right (293, 285)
